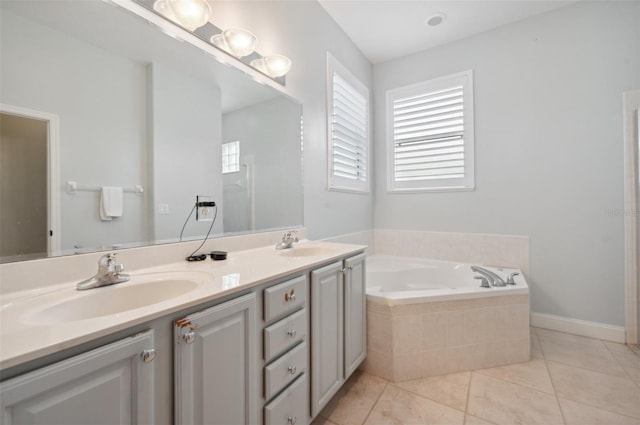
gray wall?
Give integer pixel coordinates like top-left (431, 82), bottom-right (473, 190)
top-left (148, 63), bottom-right (223, 242)
top-left (0, 10), bottom-right (147, 253)
top-left (373, 1), bottom-right (640, 326)
top-left (211, 1), bottom-right (374, 240)
top-left (222, 97), bottom-right (303, 233)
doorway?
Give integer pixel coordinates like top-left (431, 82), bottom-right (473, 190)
top-left (624, 91), bottom-right (640, 345)
top-left (0, 104), bottom-right (60, 261)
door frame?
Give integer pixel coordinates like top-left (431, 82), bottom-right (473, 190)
top-left (623, 91), bottom-right (640, 344)
top-left (1, 103), bottom-right (61, 255)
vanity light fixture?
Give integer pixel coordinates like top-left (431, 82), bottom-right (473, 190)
top-left (143, 0), bottom-right (291, 82)
top-left (251, 54), bottom-right (292, 78)
top-left (153, 0), bottom-right (211, 31)
top-left (210, 28), bottom-right (257, 58)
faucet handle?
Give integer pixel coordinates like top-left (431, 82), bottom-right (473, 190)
top-left (506, 272), bottom-right (520, 285)
top-left (474, 275), bottom-right (491, 288)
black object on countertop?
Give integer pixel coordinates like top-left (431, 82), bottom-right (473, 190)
top-left (210, 250), bottom-right (227, 261)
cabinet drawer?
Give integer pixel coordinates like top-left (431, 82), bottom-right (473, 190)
top-left (264, 275), bottom-right (307, 321)
top-left (265, 342), bottom-right (307, 400)
top-left (264, 308), bottom-right (307, 362)
top-left (264, 373), bottom-right (308, 425)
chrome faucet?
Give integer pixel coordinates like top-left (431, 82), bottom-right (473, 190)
top-left (77, 253), bottom-right (129, 290)
top-left (471, 266), bottom-right (506, 287)
top-left (275, 231), bottom-right (299, 250)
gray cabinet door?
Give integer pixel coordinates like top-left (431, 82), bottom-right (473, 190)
top-left (310, 261), bottom-right (344, 417)
top-left (344, 253), bottom-right (367, 378)
top-left (0, 330), bottom-right (155, 425)
top-left (174, 292), bottom-right (257, 425)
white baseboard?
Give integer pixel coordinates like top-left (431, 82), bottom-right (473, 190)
top-left (531, 312), bottom-right (626, 343)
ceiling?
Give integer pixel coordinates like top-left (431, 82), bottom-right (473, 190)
top-left (317, 0), bottom-right (576, 64)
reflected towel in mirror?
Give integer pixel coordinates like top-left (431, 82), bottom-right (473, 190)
top-left (100, 186), bottom-right (123, 221)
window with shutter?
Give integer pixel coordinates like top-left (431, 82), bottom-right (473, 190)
top-left (327, 53), bottom-right (370, 193)
top-left (387, 70), bottom-right (474, 192)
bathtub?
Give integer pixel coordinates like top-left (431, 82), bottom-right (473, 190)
top-left (362, 255), bottom-right (530, 382)
top-left (366, 255), bottom-right (529, 305)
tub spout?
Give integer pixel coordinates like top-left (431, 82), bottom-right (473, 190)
top-left (470, 266), bottom-right (506, 287)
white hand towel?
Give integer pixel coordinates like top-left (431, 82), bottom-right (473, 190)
top-left (100, 186), bottom-right (123, 221)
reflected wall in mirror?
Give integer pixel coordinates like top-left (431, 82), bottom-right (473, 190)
top-left (0, 0), bottom-right (303, 263)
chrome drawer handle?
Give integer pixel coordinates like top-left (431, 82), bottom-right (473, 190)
top-left (287, 329), bottom-right (297, 338)
top-left (287, 417), bottom-right (296, 425)
top-left (288, 366), bottom-right (297, 375)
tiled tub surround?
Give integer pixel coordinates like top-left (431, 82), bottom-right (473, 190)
top-left (362, 255), bottom-right (529, 382)
top-left (374, 229), bottom-right (530, 277)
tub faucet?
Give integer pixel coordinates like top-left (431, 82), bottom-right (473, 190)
top-left (276, 231), bottom-right (299, 250)
top-left (471, 266), bottom-right (506, 287)
top-left (77, 253), bottom-right (130, 290)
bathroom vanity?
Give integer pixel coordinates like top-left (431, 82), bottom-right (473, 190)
top-left (0, 242), bottom-right (366, 425)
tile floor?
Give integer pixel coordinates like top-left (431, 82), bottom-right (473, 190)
top-left (312, 328), bottom-right (640, 425)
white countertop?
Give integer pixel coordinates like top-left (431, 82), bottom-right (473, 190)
top-left (0, 241), bottom-right (366, 371)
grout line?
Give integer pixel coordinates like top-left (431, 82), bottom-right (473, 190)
top-left (387, 375), bottom-right (468, 414)
top-left (538, 344), bottom-right (567, 425)
top-left (359, 380), bottom-right (388, 425)
top-left (556, 396), bottom-right (640, 423)
top-left (603, 343), bottom-right (640, 391)
top-left (464, 370), bottom-right (473, 414)
top-left (545, 359), bottom-right (640, 420)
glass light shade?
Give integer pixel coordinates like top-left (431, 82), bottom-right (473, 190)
top-left (210, 34), bottom-right (230, 52)
top-left (263, 54), bottom-right (292, 78)
top-left (166, 0), bottom-right (211, 31)
top-left (222, 29), bottom-right (257, 58)
top-left (250, 58), bottom-right (268, 75)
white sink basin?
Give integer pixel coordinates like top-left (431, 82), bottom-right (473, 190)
top-left (28, 272), bottom-right (206, 323)
top-left (278, 246), bottom-right (336, 258)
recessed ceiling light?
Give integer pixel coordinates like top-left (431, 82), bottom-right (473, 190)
top-left (425, 13), bottom-right (446, 27)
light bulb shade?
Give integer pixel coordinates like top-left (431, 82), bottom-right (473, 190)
top-left (210, 34), bottom-right (230, 52)
top-left (263, 54), bottom-right (292, 78)
top-left (250, 58), bottom-right (268, 75)
top-left (222, 29), bottom-right (257, 58)
top-left (166, 0), bottom-right (211, 31)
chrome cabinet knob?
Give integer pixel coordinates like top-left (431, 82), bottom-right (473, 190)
top-left (287, 329), bottom-right (297, 338)
top-left (285, 289), bottom-right (296, 302)
top-left (141, 349), bottom-right (156, 363)
top-left (287, 417), bottom-right (297, 425)
top-left (288, 366), bottom-right (297, 375)
top-left (183, 331), bottom-right (196, 344)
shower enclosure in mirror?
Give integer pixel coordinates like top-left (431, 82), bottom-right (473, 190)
top-left (0, 0), bottom-right (303, 263)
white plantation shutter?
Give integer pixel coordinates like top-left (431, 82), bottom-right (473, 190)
top-left (327, 53), bottom-right (370, 192)
top-left (387, 71), bottom-right (474, 192)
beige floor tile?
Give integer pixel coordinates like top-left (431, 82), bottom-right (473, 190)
top-left (538, 333), bottom-right (627, 377)
top-left (547, 361), bottom-right (640, 419)
top-left (558, 397), bottom-right (640, 425)
top-left (604, 341), bottom-right (640, 386)
top-left (531, 333), bottom-right (544, 359)
top-left (320, 371), bottom-right (387, 425)
top-left (467, 373), bottom-right (564, 425)
top-left (394, 372), bottom-right (470, 411)
top-left (364, 385), bottom-right (465, 425)
top-left (464, 415), bottom-right (498, 425)
top-left (475, 358), bottom-right (555, 394)
top-left (312, 417), bottom-right (340, 425)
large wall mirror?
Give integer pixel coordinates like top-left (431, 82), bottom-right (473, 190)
top-left (0, 0), bottom-right (303, 263)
